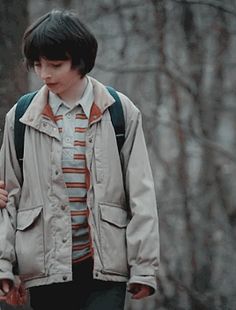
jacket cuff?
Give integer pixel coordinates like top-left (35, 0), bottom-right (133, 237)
top-left (0, 260), bottom-right (14, 282)
top-left (127, 275), bottom-right (157, 295)
top-left (128, 265), bottom-right (158, 294)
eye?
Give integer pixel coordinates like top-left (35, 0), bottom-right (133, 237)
top-left (52, 64), bottom-right (62, 68)
top-left (34, 62), bottom-right (41, 68)
top-left (50, 62), bottom-right (63, 68)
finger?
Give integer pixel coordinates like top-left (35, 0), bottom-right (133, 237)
top-left (0, 181), bottom-right (5, 188)
top-left (0, 189), bottom-right (8, 208)
top-left (5, 285), bottom-right (28, 306)
top-left (0, 190), bottom-right (8, 201)
top-left (6, 287), bottom-right (18, 306)
top-left (18, 286), bottom-right (29, 305)
top-left (131, 287), bottom-right (150, 300)
top-left (0, 200), bottom-right (7, 208)
top-left (2, 280), bottom-right (10, 294)
top-left (0, 289), bottom-right (6, 297)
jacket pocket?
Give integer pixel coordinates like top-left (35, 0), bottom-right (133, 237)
top-left (15, 206), bottom-right (45, 280)
top-left (99, 203), bottom-right (129, 276)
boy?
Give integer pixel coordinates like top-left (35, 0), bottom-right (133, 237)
top-left (0, 9), bottom-right (159, 310)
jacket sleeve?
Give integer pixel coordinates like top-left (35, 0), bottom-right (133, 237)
top-left (0, 106), bottom-right (22, 281)
top-left (120, 94), bottom-right (160, 293)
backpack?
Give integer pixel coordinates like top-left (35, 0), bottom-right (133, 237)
top-left (14, 86), bottom-right (125, 173)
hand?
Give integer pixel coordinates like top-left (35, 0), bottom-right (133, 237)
top-left (0, 279), bottom-right (13, 296)
top-left (128, 283), bottom-right (153, 300)
top-left (0, 181), bottom-right (8, 208)
top-left (0, 278), bottom-right (28, 306)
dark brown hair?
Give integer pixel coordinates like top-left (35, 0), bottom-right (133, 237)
top-left (22, 9), bottom-right (98, 77)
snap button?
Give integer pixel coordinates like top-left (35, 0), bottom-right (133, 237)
top-left (89, 138), bottom-right (93, 143)
top-left (61, 205), bottom-right (66, 211)
top-left (62, 238), bottom-right (67, 243)
top-left (65, 137), bottom-right (71, 143)
top-left (63, 275), bottom-right (67, 281)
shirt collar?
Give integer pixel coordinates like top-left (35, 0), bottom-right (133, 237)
top-left (49, 77), bottom-right (94, 118)
top-left (79, 78), bottom-right (94, 118)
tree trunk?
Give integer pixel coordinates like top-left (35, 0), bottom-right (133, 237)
top-left (0, 0), bottom-right (29, 144)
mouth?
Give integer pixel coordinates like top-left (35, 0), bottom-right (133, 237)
top-left (46, 83), bottom-right (58, 88)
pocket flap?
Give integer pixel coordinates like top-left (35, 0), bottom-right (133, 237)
top-left (99, 204), bottom-right (128, 228)
top-left (17, 206), bottom-right (43, 231)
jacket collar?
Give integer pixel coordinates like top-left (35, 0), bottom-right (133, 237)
top-left (20, 76), bottom-right (116, 131)
top-left (88, 76), bottom-right (117, 125)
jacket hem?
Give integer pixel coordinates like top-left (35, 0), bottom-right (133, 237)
top-left (93, 270), bottom-right (128, 283)
top-left (24, 272), bottom-right (73, 289)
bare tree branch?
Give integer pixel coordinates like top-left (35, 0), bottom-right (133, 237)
top-left (191, 131), bottom-right (236, 163)
top-left (173, 0), bottom-right (236, 17)
top-left (96, 62), bottom-right (197, 97)
top-left (155, 116), bottom-right (236, 163)
top-left (163, 268), bottom-right (217, 310)
top-left (96, 62), bottom-right (157, 74)
top-left (95, 1), bottom-right (146, 16)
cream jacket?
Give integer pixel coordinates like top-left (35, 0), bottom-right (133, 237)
top-left (0, 77), bottom-right (159, 292)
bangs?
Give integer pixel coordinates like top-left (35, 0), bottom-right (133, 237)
top-left (23, 28), bottom-right (70, 68)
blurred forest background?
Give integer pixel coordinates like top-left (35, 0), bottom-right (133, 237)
top-left (0, 0), bottom-right (236, 309)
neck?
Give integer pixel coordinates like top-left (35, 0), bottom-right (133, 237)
top-left (59, 76), bottom-right (88, 107)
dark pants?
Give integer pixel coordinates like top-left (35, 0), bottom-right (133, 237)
top-left (29, 258), bottom-right (126, 310)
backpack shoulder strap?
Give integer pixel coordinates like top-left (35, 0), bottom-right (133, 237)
top-left (14, 91), bottom-right (38, 171)
top-left (106, 86), bottom-right (125, 153)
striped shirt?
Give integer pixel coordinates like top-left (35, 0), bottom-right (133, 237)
top-left (49, 78), bottom-right (94, 264)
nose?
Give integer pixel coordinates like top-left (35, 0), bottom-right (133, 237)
top-left (39, 66), bottom-right (52, 81)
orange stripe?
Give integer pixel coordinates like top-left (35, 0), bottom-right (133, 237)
top-left (62, 167), bottom-right (86, 174)
top-left (69, 197), bottom-right (87, 203)
top-left (71, 210), bottom-right (89, 216)
top-left (55, 115), bottom-right (63, 121)
top-left (72, 222), bottom-right (88, 229)
top-left (72, 205), bottom-right (94, 266)
top-left (74, 154), bottom-right (86, 160)
top-left (66, 182), bottom-right (87, 188)
top-left (72, 252), bottom-right (93, 264)
top-left (74, 140), bottom-right (86, 147)
top-left (75, 113), bottom-right (87, 120)
top-left (75, 127), bottom-right (87, 133)
top-left (72, 242), bottom-right (90, 251)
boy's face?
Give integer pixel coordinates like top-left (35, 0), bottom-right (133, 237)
top-left (34, 58), bottom-right (81, 98)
